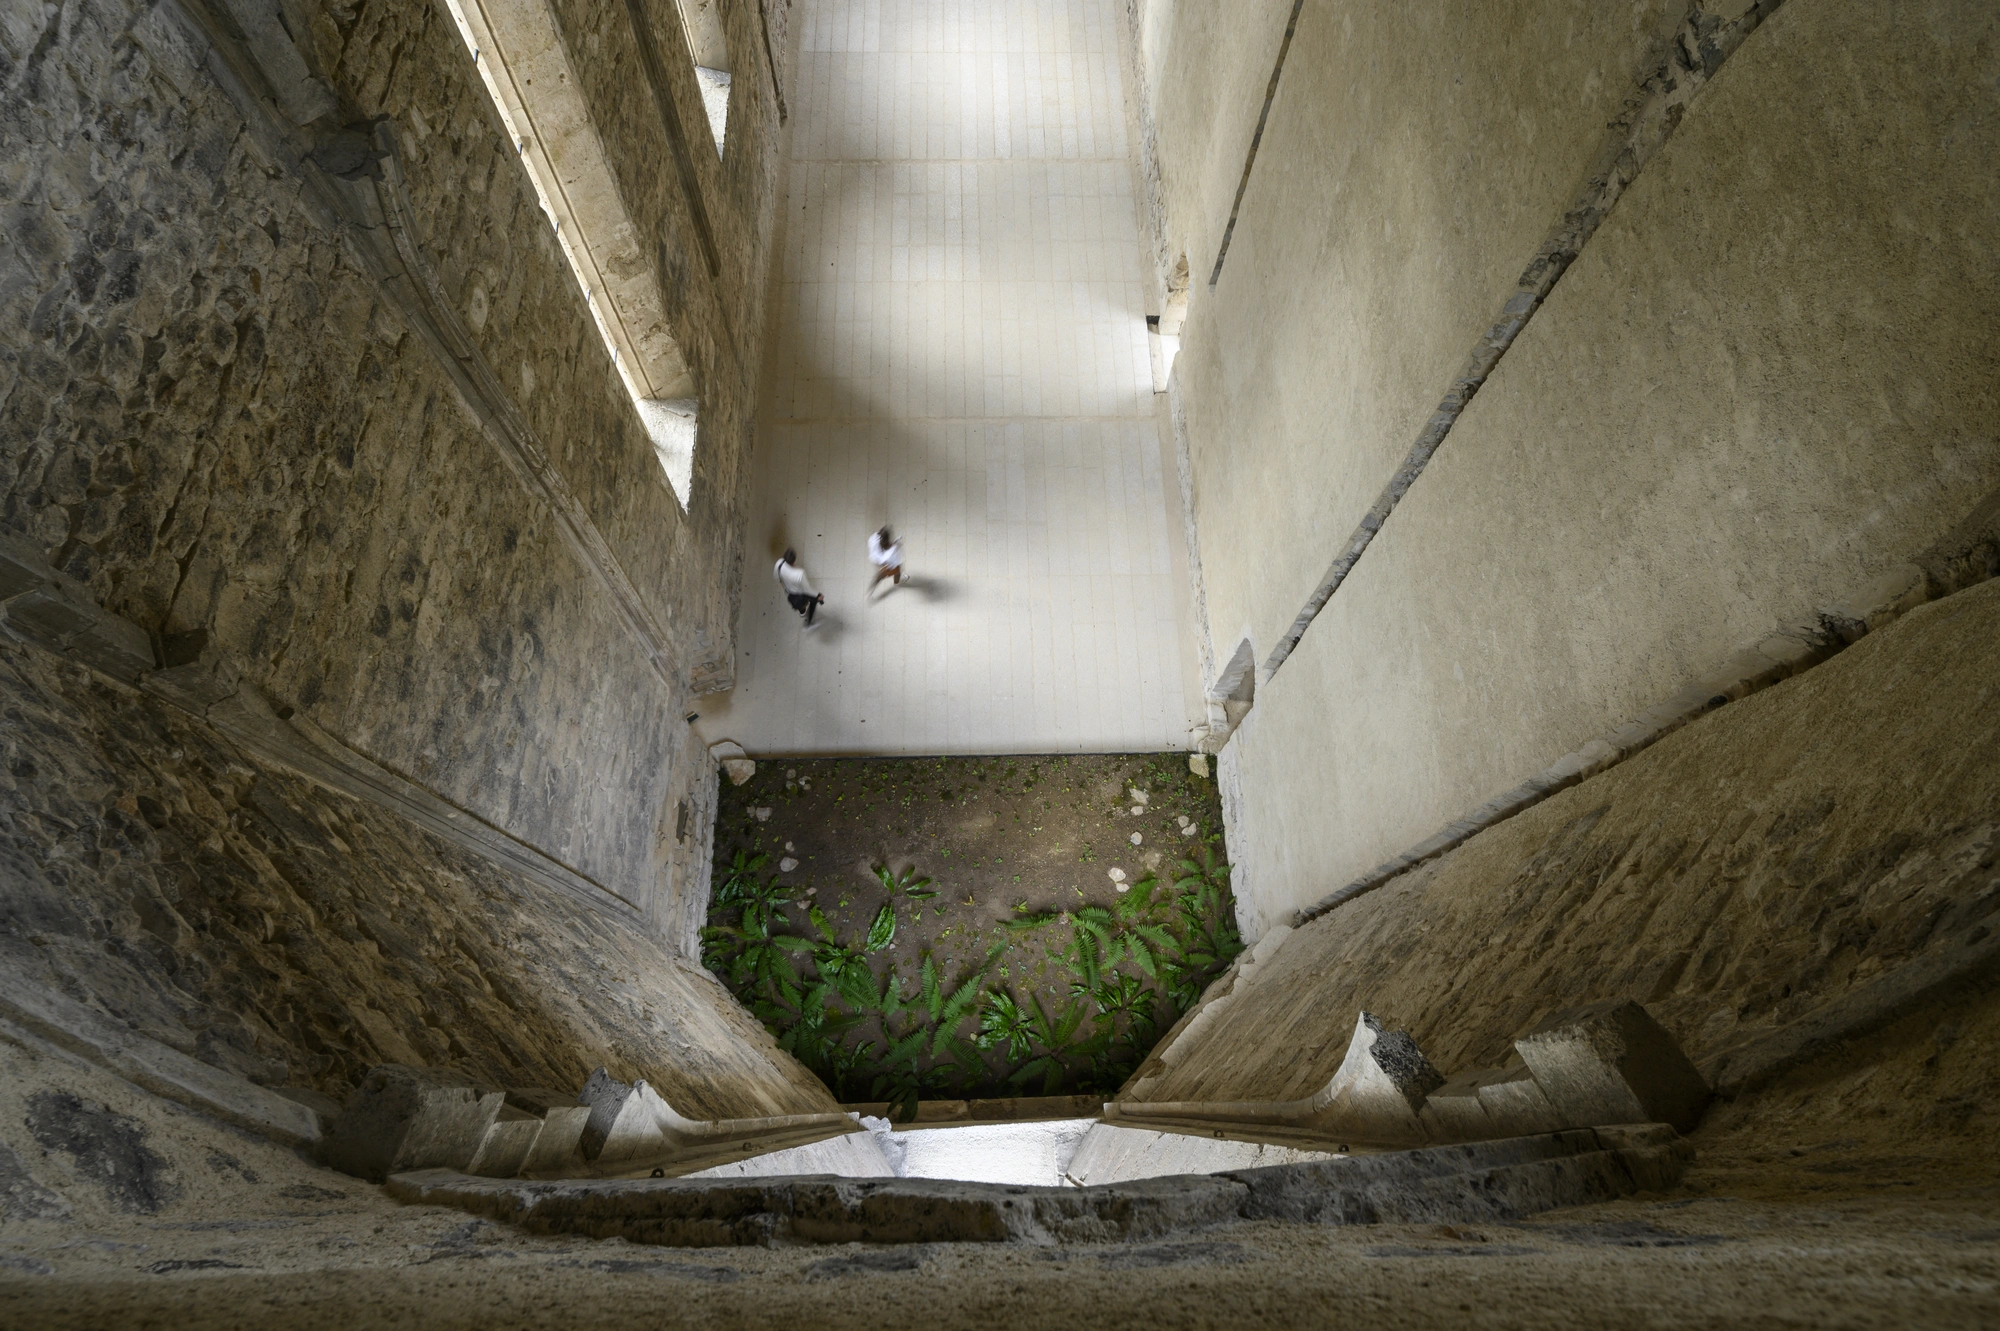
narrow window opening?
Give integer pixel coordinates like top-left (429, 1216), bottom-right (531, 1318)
top-left (675, 0), bottom-right (733, 156)
top-left (445, 0), bottom-right (702, 506)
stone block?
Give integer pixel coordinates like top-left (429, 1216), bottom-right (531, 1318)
top-left (577, 1067), bottom-right (669, 1163)
top-left (1472, 1061), bottom-right (1565, 1137)
top-left (1514, 1000), bottom-right (1709, 1132)
top-left (3, 586), bottom-right (96, 643)
top-left (1417, 1068), bottom-right (1492, 1142)
top-left (0, 535), bottom-right (47, 600)
top-left (67, 615), bottom-right (157, 678)
top-left (270, 1086), bottom-right (345, 1135)
top-left (467, 1104), bottom-right (544, 1178)
top-left (320, 1065), bottom-right (504, 1182)
top-left (1312, 1011), bottom-right (1445, 1145)
top-left (1421, 1058), bottom-right (1567, 1143)
top-left (505, 1087), bottom-right (592, 1176)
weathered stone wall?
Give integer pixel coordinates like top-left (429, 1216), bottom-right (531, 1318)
top-left (0, 0), bottom-right (789, 928)
top-left (0, 1), bottom-right (813, 1105)
top-left (1132, 0), bottom-right (2000, 926)
top-left (1127, 578), bottom-right (2000, 1106)
top-left (0, 638), bottom-right (835, 1114)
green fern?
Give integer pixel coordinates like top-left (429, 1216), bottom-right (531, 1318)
top-left (874, 863), bottom-right (940, 900)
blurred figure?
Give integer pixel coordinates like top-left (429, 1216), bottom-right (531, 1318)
top-left (775, 548), bottom-right (823, 627)
top-left (867, 525), bottom-right (904, 596)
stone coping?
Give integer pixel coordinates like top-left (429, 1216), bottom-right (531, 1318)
top-left (386, 1123), bottom-right (1690, 1247)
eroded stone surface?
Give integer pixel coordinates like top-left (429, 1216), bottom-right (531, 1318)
top-left (0, 641), bottom-right (832, 1116)
top-left (1132, 582), bottom-right (2000, 1105)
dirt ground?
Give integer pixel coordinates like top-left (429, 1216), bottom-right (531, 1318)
top-left (707, 754), bottom-right (1235, 1101)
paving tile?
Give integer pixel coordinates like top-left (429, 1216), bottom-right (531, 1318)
top-left (707, 0), bottom-right (1196, 756)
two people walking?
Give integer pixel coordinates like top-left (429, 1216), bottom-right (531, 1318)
top-left (775, 525), bottom-right (907, 629)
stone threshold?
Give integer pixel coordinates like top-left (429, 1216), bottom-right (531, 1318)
top-left (384, 1124), bottom-right (1690, 1247)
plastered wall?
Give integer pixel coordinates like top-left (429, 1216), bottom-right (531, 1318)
top-left (1134, 0), bottom-right (2000, 930)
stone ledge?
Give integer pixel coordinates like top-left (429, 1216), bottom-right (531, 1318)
top-left (384, 1124), bottom-right (1687, 1247)
top-left (0, 534), bottom-right (636, 919)
top-left (0, 972), bottom-right (323, 1149)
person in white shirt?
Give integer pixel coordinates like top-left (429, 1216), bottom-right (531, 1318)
top-left (774, 548), bottom-right (823, 627)
top-left (867, 525), bottom-right (904, 594)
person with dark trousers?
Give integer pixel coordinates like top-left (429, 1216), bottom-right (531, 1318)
top-left (775, 548), bottom-right (823, 627)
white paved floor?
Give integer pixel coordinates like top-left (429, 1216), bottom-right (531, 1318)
top-left (703, 0), bottom-right (1198, 756)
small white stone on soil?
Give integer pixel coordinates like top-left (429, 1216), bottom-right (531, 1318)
top-left (779, 858), bottom-right (798, 872)
top-left (1107, 867), bottom-right (1126, 882)
top-left (1115, 881), bottom-right (1131, 894)
top-left (1182, 825), bottom-right (1196, 837)
top-left (1188, 752), bottom-right (1208, 778)
top-left (785, 842), bottom-right (795, 852)
top-left (1130, 788), bottom-right (1149, 804)
top-left (787, 769), bottom-right (797, 778)
top-left (753, 806), bottom-right (772, 821)
top-left (1130, 832), bottom-right (1142, 846)
top-left (1130, 805), bottom-right (1144, 816)
top-left (721, 758), bottom-right (756, 785)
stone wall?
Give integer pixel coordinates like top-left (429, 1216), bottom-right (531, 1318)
top-left (0, 638), bottom-right (836, 1114)
top-left (1125, 577), bottom-right (2000, 1107)
top-left (1131, 0), bottom-right (2000, 927)
top-left (0, 1), bottom-right (812, 1102)
top-left (0, 0), bottom-right (789, 930)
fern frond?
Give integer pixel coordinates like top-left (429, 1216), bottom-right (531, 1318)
top-left (921, 956), bottom-right (942, 1022)
top-left (865, 903), bottom-right (896, 952)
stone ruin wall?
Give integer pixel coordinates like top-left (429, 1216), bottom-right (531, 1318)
top-left (0, 0), bottom-right (818, 1110)
top-left (1126, 577), bottom-right (2000, 1134)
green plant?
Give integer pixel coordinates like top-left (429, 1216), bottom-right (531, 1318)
top-left (875, 863), bottom-right (939, 900)
top-left (917, 955), bottom-right (989, 1057)
top-left (704, 780), bottom-right (1242, 1106)
top-left (872, 1057), bottom-right (954, 1123)
top-left (1007, 993), bottom-right (1090, 1095)
top-left (864, 903), bottom-right (897, 953)
top-left (1002, 904), bottom-right (1058, 934)
top-left (975, 989), bottom-right (1036, 1060)
top-left (714, 849), bottom-right (770, 908)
